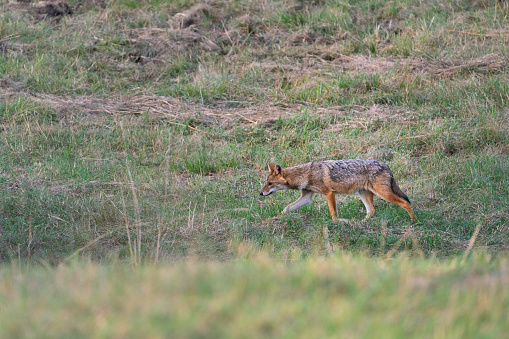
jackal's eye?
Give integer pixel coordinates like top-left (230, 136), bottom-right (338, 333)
top-left (268, 182), bottom-right (273, 186)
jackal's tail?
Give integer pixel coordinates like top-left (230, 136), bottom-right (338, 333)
top-left (390, 176), bottom-right (411, 204)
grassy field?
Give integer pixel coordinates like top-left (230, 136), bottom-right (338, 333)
top-left (0, 0), bottom-right (508, 336)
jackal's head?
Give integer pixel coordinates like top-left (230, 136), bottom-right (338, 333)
top-left (259, 163), bottom-right (288, 196)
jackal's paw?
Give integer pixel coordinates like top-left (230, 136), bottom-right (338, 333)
top-left (281, 208), bottom-right (289, 214)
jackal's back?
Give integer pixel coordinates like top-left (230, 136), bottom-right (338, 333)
top-left (324, 159), bottom-right (391, 183)
top-left (287, 159), bottom-right (394, 194)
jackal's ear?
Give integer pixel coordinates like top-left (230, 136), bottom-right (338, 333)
top-left (268, 163), bottom-right (275, 173)
top-left (274, 164), bottom-right (282, 175)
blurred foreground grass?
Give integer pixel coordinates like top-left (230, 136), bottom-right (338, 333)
top-left (1, 249), bottom-right (508, 338)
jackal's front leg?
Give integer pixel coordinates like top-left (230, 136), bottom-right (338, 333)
top-left (325, 191), bottom-right (338, 222)
top-left (282, 190), bottom-right (314, 214)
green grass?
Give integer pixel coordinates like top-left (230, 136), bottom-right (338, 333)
top-left (1, 0), bottom-right (509, 335)
top-left (1, 108), bottom-right (506, 261)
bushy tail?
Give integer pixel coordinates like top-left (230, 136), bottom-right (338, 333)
top-left (391, 176), bottom-right (411, 204)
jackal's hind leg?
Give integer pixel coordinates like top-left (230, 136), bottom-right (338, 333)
top-left (372, 186), bottom-right (415, 220)
top-left (282, 190), bottom-right (314, 214)
top-left (358, 189), bottom-right (375, 219)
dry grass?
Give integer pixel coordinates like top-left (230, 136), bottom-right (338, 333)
top-left (3, 88), bottom-right (305, 126)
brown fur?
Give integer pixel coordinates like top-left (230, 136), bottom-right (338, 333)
top-left (260, 160), bottom-right (414, 221)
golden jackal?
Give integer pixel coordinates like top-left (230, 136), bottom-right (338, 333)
top-left (259, 159), bottom-right (414, 221)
